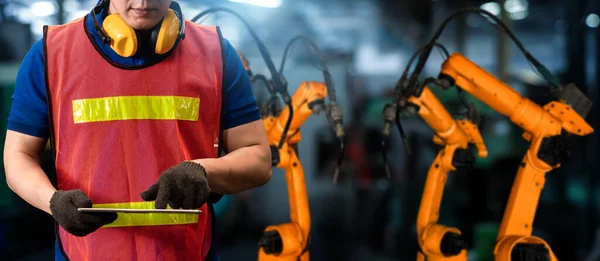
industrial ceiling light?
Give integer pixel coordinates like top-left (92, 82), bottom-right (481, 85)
top-left (586, 14), bottom-right (600, 28)
top-left (229, 0), bottom-right (283, 8)
top-left (508, 9), bottom-right (528, 20)
top-left (31, 0), bottom-right (58, 17)
top-left (480, 2), bottom-right (501, 16)
top-left (504, 0), bottom-right (529, 20)
top-left (504, 0), bottom-right (528, 13)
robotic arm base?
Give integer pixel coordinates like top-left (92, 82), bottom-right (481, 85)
top-left (258, 223), bottom-right (308, 261)
top-left (494, 235), bottom-right (557, 261)
top-left (419, 224), bottom-right (468, 260)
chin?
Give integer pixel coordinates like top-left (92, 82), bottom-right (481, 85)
top-left (129, 19), bottom-right (161, 30)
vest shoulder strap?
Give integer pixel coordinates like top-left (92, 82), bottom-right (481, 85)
top-left (45, 17), bottom-right (84, 36)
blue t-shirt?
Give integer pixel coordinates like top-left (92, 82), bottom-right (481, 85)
top-left (7, 9), bottom-right (260, 138)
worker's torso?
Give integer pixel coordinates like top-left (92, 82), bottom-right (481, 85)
top-left (44, 16), bottom-right (223, 261)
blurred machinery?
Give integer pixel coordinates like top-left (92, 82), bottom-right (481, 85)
top-left (253, 35), bottom-right (345, 261)
top-left (237, 50), bottom-right (282, 117)
top-left (257, 80), bottom-right (329, 260)
top-left (388, 81), bottom-right (487, 261)
top-left (382, 8), bottom-right (594, 261)
top-left (381, 43), bottom-right (488, 261)
top-left (438, 52), bottom-right (592, 261)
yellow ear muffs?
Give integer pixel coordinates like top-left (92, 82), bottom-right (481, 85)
top-left (154, 9), bottom-right (181, 55)
top-left (102, 14), bottom-right (138, 57)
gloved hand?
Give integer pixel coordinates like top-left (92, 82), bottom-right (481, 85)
top-left (49, 190), bottom-right (118, 237)
top-left (140, 161), bottom-right (211, 209)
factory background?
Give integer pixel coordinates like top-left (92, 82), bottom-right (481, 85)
top-left (1, 0), bottom-right (599, 260)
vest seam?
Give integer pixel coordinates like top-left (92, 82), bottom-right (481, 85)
top-left (217, 25), bottom-right (227, 156)
top-left (203, 25), bottom-right (226, 260)
top-left (44, 24), bottom-right (71, 261)
top-left (209, 26), bottom-right (226, 204)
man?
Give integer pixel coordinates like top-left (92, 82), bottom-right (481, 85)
top-left (3, 0), bottom-right (272, 260)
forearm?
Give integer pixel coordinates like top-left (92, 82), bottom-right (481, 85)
top-left (193, 144), bottom-right (271, 194)
top-left (4, 152), bottom-right (56, 215)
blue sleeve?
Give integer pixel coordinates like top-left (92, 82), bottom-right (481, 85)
top-left (7, 39), bottom-right (50, 138)
top-left (221, 38), bottom-right (261, 130)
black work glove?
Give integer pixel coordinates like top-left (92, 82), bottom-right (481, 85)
top-left (140, 161), bottom-right (211, 209)
top-left (49, 190), bottom-right (118, 237)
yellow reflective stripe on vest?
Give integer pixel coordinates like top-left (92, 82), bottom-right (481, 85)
top-left (93, 202), bottom-right (199, 228)
top-left (72, 96), bottom-right (200, 123)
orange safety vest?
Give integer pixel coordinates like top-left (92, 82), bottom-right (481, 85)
top-left (43, 15), bottom-right (223, 261)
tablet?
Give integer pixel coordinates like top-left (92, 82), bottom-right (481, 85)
top-left (77, 208), bottom-right (202, 214)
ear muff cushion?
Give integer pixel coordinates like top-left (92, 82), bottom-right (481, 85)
top-left (155, 9), bottom-right (181, 55)
top-left (102, 14), bottom-right (138, 57)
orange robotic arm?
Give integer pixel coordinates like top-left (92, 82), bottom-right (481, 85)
top-left (264, 81), bottom-right (328, 146)
top-left (258, 81), bottom-right (328, 261)
top-left (439, 53), bottom-right (593, 261)
top-left (407, 85), bottom-right (487, 261)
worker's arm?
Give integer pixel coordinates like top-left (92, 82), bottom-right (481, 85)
top-left (3, 131), bottom-right (55, 214)
top-left (193, 119), bottom-right (272, 194)
top-left (3, 39), bottom-right (55, 215)
top-left (193, 38), bottom-right (271, 194)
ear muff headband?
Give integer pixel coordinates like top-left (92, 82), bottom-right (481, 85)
top-left (91, 0), bottom-right (186, 57)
